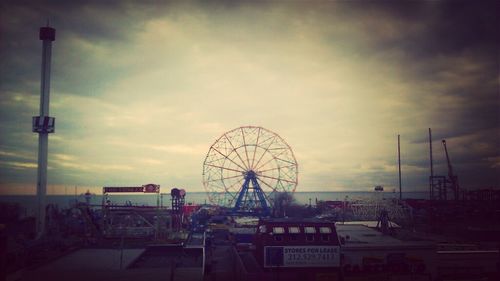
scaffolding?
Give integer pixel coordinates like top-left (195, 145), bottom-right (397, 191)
top-left (101, 184), bottom-right (165, 239)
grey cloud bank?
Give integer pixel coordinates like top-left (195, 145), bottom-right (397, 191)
top-left (0, 0), bottom-right (498, 194)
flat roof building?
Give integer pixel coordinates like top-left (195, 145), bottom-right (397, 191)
top-left (253, 218), bottom-right (342, 281)
top-left (16, 245), bottom-right (204, 281)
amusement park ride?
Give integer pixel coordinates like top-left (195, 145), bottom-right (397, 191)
top-left (101, 184), bottom-right (163, 238)
top-left (203, 126), bottom-right (298, 216)
top-left (170, 188), bottom-right (186, 231)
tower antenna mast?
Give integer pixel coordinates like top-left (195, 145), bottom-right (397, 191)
top-left (33, 25), bottom-right (56, 238)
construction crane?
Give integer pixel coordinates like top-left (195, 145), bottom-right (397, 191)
top-left (442, 140), bottom-right (460, 200)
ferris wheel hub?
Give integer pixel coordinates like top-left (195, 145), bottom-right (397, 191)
top-left (245, 170), bottom-right (257, 179)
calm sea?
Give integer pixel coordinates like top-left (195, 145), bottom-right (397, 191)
top-left (0, 191), bottom-right (427, 217)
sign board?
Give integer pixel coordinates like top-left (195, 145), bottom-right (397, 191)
top-left (143, 184), bottom-right (160, 193)
top-left (103, 187), bottom-right (144, 193)
top-left (264, 246), bottom-right (340, 268)
top-left (103, 184), bottom-right (160, 193)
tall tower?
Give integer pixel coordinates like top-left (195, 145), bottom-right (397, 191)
top-left (32, 26), bottom-right (56, 237)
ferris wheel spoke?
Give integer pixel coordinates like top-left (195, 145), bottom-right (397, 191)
top-left (225, 190), bottom-right (237, 201)
top-left (211, 146), bottom-right (248, 171)
top-left (250, 127), bottom-right (261, 169)
top-left (257, 174), bottom-right (296, 184)
top-left (204, 163), bottom-right (245, 174)
top-left (257, 134), bottom-right (276, 148)
top-left (241, 127), bottom-right (252, 169)
top-left (256, 184), bottom-right (276, 203)
top-left (256, 179), bottom-right (273, 206)
top-left (252, 136), bottom-right (276, 169)
top-left (225, 177), bottom-right (244, 194)
top-left (221, 174), bottom-right (245, 182)
top-left (206, 174), bottom-right (242, 183)
top-left (257, 164), bottom-right (297, 174)
top-left (224, 134), bottom-right (250, 170)
top-left (254, 148), bottom-right (289, 171)
top-left (279, 172), bottom-right (295, 184)
top-left (252, 136), bottom-right (277, 170)
top-left (272, 156), bottom-right (297, 166)
top-left (256, 176), bottom-right (277, 192)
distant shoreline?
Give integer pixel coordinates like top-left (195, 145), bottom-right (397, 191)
top-left (0, 190), bottom-right (427, 196)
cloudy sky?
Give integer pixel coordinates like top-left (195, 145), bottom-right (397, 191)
top-left (0, 0), bottom-right (498, 195)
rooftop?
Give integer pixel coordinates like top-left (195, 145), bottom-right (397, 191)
top-left (17, 246), bottom-right (204, 281)
top-left (259, 218), bottom-right (336, 224)
top-left (336, 224), bottom-right (434, 249)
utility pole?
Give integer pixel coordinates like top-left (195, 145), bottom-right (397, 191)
top-left (33, 25), bottom-right (56, 238)
top-left (398, 134), bottom-right (402, 200)
top-left (429, 128), bottom-right (433, 200)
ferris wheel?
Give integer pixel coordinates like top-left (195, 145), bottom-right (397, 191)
top-left (202, 126), bottom-right (298, 215)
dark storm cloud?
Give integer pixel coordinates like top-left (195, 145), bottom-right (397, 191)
top-left (349, 1), bottom-right (499, 57)
top-left (0, 0), bottom-right (151, 189)
top-left (0, 0), bottom-right (173, 97)
top-left (351, 0), bottom-right (500, 190)
top-left (415, 1), bottom-right (498, 56)
top-left (0, 2), bottom-right (163, 191)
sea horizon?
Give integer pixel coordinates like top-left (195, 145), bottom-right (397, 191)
top-left (1, 190), bottom-right (428, 218)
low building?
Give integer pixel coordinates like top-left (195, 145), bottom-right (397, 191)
top-left (337, 223), bottom-right (436, 280)
top-left (253, 218), bottom-right (342, 281)
top-left (15, 244), bottom-right (204, 281)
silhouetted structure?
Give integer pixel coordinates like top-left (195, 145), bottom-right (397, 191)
top-left (33, 25), bottom-right (56, 238)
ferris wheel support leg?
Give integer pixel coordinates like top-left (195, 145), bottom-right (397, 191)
top-left (252, 177), bottom-right (270, 216)
top-left (232, 177), bottom-right (251, 214)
